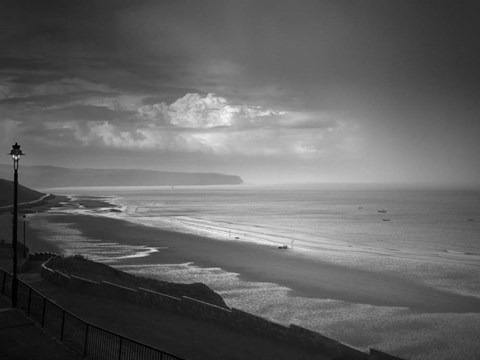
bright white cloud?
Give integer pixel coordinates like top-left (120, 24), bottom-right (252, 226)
top-left (8, 90), bottom-right (357, 159)
top-left (168, 93), bottom-right (234, 128)
top-left (138, 93), bottom-right (286, 129)
top-left (137, 102), bottom-right (169, 125)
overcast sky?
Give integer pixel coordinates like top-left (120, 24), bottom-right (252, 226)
top-left (1, 0), bottom-right (479, 185)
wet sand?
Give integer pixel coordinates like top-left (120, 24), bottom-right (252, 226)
top-left (29, 212), bottom-right (480, 314)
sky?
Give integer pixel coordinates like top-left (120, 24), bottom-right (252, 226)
top-left (1, 0), bottom-right (480, 185)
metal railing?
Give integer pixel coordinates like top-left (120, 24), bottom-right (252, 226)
top-left (1, 268), bottom-right (185, 360)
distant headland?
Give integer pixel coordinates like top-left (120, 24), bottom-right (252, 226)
top-left (0, 165), bottom-right (243, 188)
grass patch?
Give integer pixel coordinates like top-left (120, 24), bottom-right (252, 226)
top-left (48, 255), bottom-right (228, 308)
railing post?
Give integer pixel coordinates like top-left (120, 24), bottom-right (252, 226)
top-left (118, 336), bottom-right (123, 360)
top-left (84, 324), bottom-right (89, 358)
top-left (27, 287), bottom-right (32, 314)
top-left (41, 298), bottom-right (46, 327)
top-left (1, 271), bottom-right (5, 295)
top-left (0, 275), bottom-right (184, 360)
top-left (60, 310), bottom-right (66, 341)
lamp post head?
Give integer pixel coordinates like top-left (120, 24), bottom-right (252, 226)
top-left (9, 142), bottom-right (24, 168)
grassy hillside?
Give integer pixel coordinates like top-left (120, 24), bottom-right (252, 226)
top-left (48, 255), bottom-right (228, 308)
top-left (0, 178), bottom-right (45, 207)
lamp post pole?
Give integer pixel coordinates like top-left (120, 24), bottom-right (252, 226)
top-left (9, 142), bottom-right (24, 308)
top-left (12, 163), bottom-right (18, 307)
top-left (22, 215), bottom-right (27, 258)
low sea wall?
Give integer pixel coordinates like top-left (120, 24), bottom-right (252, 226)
top-left (41, 256), bottom-right (405, 360)
top-left (21, 251), bottom-right (57, 272)
top-left (29, 252), bottom-right (58, 262)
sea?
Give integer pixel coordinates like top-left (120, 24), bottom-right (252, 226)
top-left (29, 183), bottom-right (480, 360)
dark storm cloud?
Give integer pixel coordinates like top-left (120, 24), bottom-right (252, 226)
top-left (0, 0), bottom-right (194, 95)
top-left (0, 58), bottom-right (61, 73)
top-left (0, 91), bottom-right (119, 108)
top-left (0, 0), bottom-right (128, 54)
top-left (3, 0), bottom-right (480, 101)
top-left (1, 0), bottom-right (480, 184)
top-left (217, 1), bottom-right (480, 111)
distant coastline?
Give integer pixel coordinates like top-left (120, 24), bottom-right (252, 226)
top-left (0, 164), bottom-right (243, 189)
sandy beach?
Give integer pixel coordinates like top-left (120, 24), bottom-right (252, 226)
top-left (6, 195), bottom-right (480, 359)
top-left (27, 211), bottom-right (480, 314)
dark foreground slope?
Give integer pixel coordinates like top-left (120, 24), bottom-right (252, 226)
top-left (48, 255), bottom-right (228, 308)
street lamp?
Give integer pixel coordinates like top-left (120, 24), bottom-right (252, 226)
top-left (9, 142), bottom-right (24, 308)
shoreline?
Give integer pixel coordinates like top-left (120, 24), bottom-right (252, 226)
top-left (10, 192), bottom-right (480, 359)
top-left (28, 210), bottom-right (480, 314)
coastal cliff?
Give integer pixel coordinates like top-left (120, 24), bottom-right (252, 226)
top-left (0, 165), bottom-right (243, 188)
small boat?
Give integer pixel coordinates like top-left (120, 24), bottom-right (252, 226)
top-left (382, 218), bottom-right (390, 222)
top-left (378, 209), bottom-right (387, 213)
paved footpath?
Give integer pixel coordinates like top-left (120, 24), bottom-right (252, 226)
top-left (0, 275), bottom-right (83, 360)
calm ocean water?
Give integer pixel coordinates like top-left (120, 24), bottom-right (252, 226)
top-left (123, 184), bottom-right (480, 260)
top-left (47, 183), bottom-right (480, 266)
top-left (32, 184), bottom-right (480, 359)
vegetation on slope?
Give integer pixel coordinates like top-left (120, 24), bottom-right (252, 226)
top-left (48, 255), bottom-right (228, 309)
top-left (0, 178), bottom-right (45, 207)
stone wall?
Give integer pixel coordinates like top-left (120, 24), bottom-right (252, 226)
top-left (181, 296), bottom-right (232, 323)
top-left (70, 275), bottom-right (101, 293)
top-left (138, 287), bottom-right (182, 313)
top-left (41, 256), bottom-right (405, 360)
top-left (20, 251), bottom-right (57, 272)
